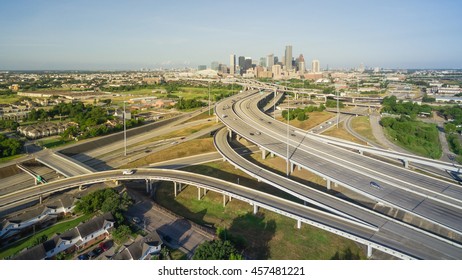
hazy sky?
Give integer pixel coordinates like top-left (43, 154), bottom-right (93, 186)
top-left (1, 0), bottom-right (461, 70)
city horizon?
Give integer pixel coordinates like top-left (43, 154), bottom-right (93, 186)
top-left (1, 0), bottom-right (462, 70)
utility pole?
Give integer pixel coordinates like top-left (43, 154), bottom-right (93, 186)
top-left (336, 91), bottom-right (340, 128)
top-left (123, 101), bottom-right (127, 156)
top-left (286, 93), bottom-right (290, 177)
top-left (208, 82), bottom-right (211, 116)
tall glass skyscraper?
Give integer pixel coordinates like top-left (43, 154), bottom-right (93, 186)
top-left (285, 45), bottom-right (292, 70)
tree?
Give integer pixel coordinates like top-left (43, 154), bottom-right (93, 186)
top-left (297, 111), bottom-right (308, 121)
top-left (112, 225), bottom-right (132, 245)
top-left (192, 240), bottom-right (242, 260)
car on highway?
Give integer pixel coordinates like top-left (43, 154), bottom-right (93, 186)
top-left (122, 169), bottom-right (135, 175)
top-left (370, 181), bottom-right (383, 190)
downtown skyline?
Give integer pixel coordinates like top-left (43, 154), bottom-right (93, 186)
top-left (1, 0), bottom-right (462, 70)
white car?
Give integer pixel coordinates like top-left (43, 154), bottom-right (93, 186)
top-left (122, 169), bottom-right (134, 175)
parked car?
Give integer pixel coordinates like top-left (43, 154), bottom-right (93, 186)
top-left (88, 247), bottom-right (103, 259)
top-left (78, 253), bottom-right (89, 260)
top-left (99, 241), bottom-right (112, 252)
top-left (132, 217), bottom-right (141, 224)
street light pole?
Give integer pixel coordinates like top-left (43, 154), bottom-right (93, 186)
top-left (123, 101), bottom-right (127, 157)
top-left (286, 93), bottom-right (290, 177)
top-left (336, 91), bottom-right (340, 128)
top-left (208, 82), bottom-right (211, 116)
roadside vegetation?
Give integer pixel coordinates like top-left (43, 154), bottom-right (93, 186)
top-left (154, 161), bottom-right (365, 260)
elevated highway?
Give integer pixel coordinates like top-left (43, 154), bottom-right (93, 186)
top-left (213, 127), bottom-right (462, 259)
top-left (0, 168), bottom-right (420, 259)
top-left (35, 150), bottom-right (95, 177)
top-left (215, 90), bottom-right (462, 240)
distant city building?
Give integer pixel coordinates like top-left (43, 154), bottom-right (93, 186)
top-left (244, 57), bottom-right (252, 73)
top-left (272, 64), bottom-right (282, 79)
top-left (266, 54), bottom-right (274, 70)
top-left (296, 54), bottom-right (305, 71)
top-left (211, 61), bottom-right (220, 71)
top-left (274, 56), bottom-right (279, 65)
top-left (259, 57), bottom-right (266, 67)
top-left (229, 54), bottom-right (236, 75)
top-left (238, 56), bottom-right (245, 75)
top-left (312, 59), bottom-right (320, 73)
top-left (219, 64), bottom-right (228, 74)
top-left (285, 45), bottom-right (293, 70)
top-left (299, 61), bottom-right (306, 74)
top-left (198, 65), bottom-right (207, 71)
top-left (358, 63), bottom-right (365, 72)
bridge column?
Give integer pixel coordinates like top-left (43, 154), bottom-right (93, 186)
top-left (223, 194), bottom-right (227, 207)
top-left (34, 178), bottom-right (38, 185)
top-left (326, 179), bottom-right (331, 190)
top-left (290, 162), bottom-right (295, 173)
top-left (359, 150), bottom-right (364, 155)
top-left (253, 204), bottom-right (258, 214)
top-left (228, 128), bottom-right (233, 138)
top-left (145, 179), bottom-right (150, 193)
top-left (270, 152), bottom-right (274, 158)
top-left (197, 187), bottom-right (202, 200)
top-left (403, 159), bottom-right (409, 168)
top-left (297, 220), bottom-right (302, 229)
top-left (261, 148), bottom-right (267, 160)
top-left (297, 164), bottom-right (302, 171)
top-left (79, 185), bottom-right (83, 191)
top-left (39, 195), bottom-right (42, 204)
top-left (367, 245), bottom-right (373, 258)
top-left (174, 182), bottom-right (177, 197)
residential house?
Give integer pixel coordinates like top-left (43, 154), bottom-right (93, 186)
top-left (112, 231), bottom-right (163, 260)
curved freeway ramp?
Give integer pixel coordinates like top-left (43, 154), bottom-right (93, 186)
top-left (213, 126), bottom-right (462, 259)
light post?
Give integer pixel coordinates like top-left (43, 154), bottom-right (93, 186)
top-left (336, 91), bottom-right (340, 128)
top-left (208, 82), bottom-right (211, 116)
top-left (273, 89), bottom-right (276, 119)
top-left (286, 93), bottom-right (290, 177)
top-left (123, 101), bottom-right (127, 157)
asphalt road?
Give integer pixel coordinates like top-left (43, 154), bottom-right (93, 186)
top-left (215, 91), bottom-right (462, 237)
top-left (213, 126), bottom-right (462, 259)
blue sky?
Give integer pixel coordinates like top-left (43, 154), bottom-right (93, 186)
top-left (0, 0), bottom-right (461, 70)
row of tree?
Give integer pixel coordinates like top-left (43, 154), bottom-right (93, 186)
top-left (381, 95), bottom-right (432, 117)
top-left (0, 134), bottom-right (23, 157)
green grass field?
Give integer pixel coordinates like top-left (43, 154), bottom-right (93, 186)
top-left (155, 161), bottom-right (365, 260)
top-left (350, 116), bottom-right (378, 143)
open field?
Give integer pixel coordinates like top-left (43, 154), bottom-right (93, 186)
top-left (154, 160), bottom-right (364, 259)
top-left (277, 111), bottom-right (335, 130)
top-left (124, 138), bottom-right (216, 168)
top-left (350, 116), bottom-right (378, 143)
top-left (322, 126), bottom-right (367, 145)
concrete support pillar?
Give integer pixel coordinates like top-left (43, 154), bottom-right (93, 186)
top-left (145, 179), bottom-right (149, 193)
top-left (79, 185), bottom-right (83, 191)
top-left (403, 159), bottom-right (409, 169)
top-left (261, 148), bottom-right (267, 160)
top-left (290, 162), bottom-right (295, 173)
top-left (229, 196), bottom-right (232, 202)
top-left (228, 128), bottom-right (233, 138)
top-left (359, 150), bottom-right (363, 155)
top-left (367, 245), bottom-right (373, 258)
top-left (270, 152), bottom-right (274, 158)
top-left (297, 219), bottom-right (302, 229)
top-left (198, 187), bottom-right (202, 200)
top-left (223, 194), bottom-right (227, 207)
top-left (326, 179), bottom-right (331, 190)
top-left (39, 195), bottom-right (42, 204)
top-left (297, 164), bottom-right (301, 171)
top-left (34, 178), bottom-right (38, 185)
top-left (253, 204), bottom-right (258, 215)
top-left (174, 182), bottom-right (177, 197)
top-left (179, 183), bottom-right (182, 192)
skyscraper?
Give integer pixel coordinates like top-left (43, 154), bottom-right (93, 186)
top-left (285, 45), bottom-right (293, 70)
top-left (299, 61), bottom-right (306, 74)
top-left (312, 59), bottom-right (320, 73)
top-left (266, 54), bottom-right (274, 70)
top-left (238, 56), bottom-right (245, 75)
top-left (229, 54), bottom-right (236, 75)
top-left (211, 61), bottom-right (219, 71)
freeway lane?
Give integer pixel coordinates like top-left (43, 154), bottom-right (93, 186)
top-left (214, 123), bottom-right (462, 259)
top-left (0, 168), bottom-right (389, 256)
top-left (221, 91), bottom-right (462, 236)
